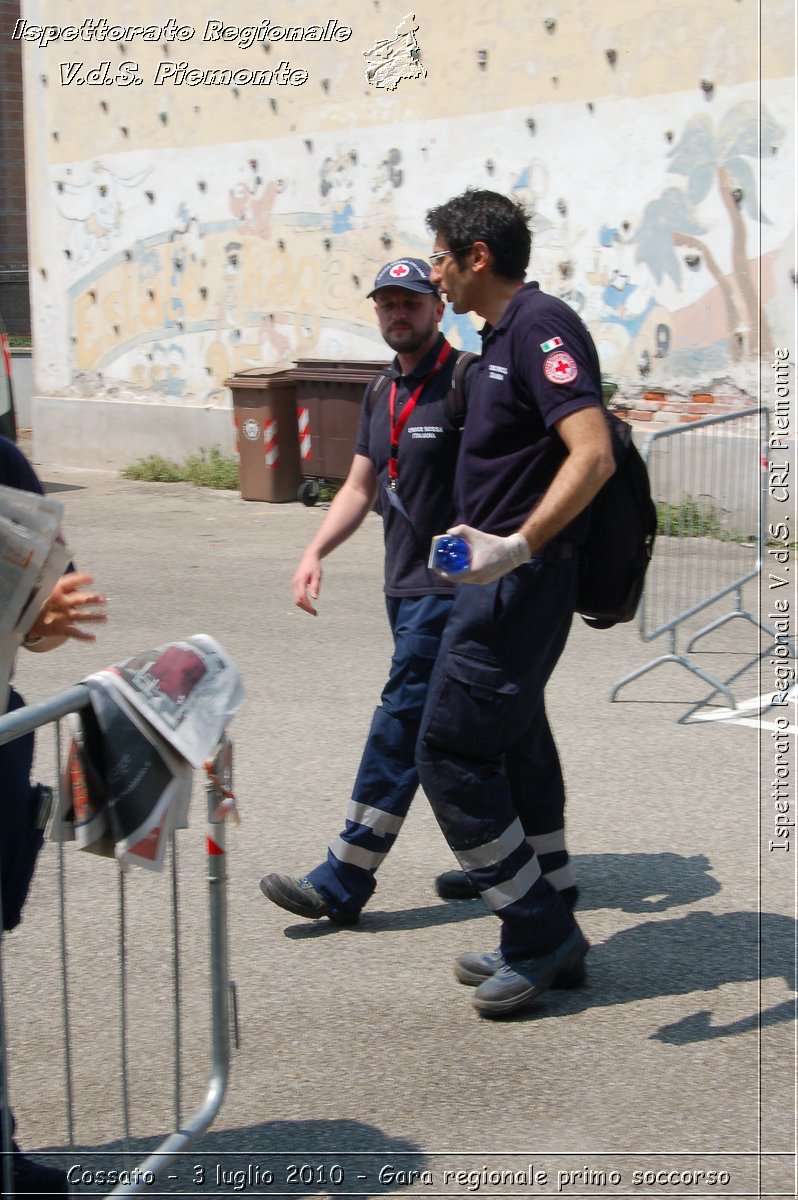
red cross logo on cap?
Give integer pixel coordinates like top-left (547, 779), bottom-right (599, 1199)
top-left (390, 263), bottom-right (411, 279)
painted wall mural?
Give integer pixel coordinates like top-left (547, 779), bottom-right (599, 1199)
top-left (22, 1), bottom-right (795, 421)
top-left (634, 101), bottom-right (783, 365)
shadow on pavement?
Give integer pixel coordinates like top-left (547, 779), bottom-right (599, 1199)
top-left (476, 909), bottom-right (795, 1041)
top-left (42, 480), bottom-right (84, 493)
top-left (281, 850), bottom-right (721, 939)
top-left (569, 850), bottom-right (721, 912)
top-left (53, 1120), bottom-right (426, 1198)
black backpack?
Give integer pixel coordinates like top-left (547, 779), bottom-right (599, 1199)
top-left (577, 411), bottom-right (657, 629)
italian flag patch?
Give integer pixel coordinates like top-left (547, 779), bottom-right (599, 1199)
top-left (540, 337), bottom-right (564, 352)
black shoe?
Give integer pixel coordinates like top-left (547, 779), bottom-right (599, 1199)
top-left (5, 1144), bottom-right (69, 1195)
top-left (435, 870), bottom-right (480, 900)
top-left (436, 870), bottom-right (579, 910)
top-left (259, 874), bottom-right (359, 926)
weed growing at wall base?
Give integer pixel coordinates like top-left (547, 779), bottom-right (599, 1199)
top-left (121, 448), bottom-right (239, 490)
top-left (656, 494), bottom-right (748, 542)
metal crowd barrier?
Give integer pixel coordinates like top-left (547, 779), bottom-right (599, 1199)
top-left (0, 684), bottom-right (235, 1198)
top-left (611, 406), bottom-right (779, 709)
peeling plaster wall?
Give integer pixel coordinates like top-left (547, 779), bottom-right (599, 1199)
top-left (21, 0), bottom-right (796, 468)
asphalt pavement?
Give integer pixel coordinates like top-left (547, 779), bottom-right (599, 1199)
top-left (1, 458), bottom-right (794, 1199)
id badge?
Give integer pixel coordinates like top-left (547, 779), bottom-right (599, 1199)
top-left (383, 482), bottom-right (413, 523)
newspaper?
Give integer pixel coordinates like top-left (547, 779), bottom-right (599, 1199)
top-left (53, 635), bottom-right (245, 871)
top-left (0, 483), bottom-right (70, 714)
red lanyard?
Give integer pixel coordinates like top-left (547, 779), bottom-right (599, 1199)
top-left (388, 341), bottom-right (452, 487)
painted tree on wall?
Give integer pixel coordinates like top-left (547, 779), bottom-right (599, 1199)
top-left (634, 100), bottom-right (783, 362)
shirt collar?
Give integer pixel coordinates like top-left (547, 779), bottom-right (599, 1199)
top-left (482, 281), bottom-right (540, 343)
top-left (389, 333), bottom-right (449, 381)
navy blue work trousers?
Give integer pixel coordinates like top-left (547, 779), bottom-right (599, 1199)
top-left (416, 558), bottom-right (579, 961)
top-left (308, 593), bottom-right (452, 916)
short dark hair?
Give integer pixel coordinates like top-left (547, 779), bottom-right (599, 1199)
top-left (425, 189), bottom-right (531, 281)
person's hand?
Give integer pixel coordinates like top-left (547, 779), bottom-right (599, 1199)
top-left (444, 524), bottom-right (531, 585)
top-left (25, 572), bottom-right (108, 647)
top-left (291, 551), bottom-right (323, 616)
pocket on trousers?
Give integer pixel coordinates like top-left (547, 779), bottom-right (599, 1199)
top-left (384, 630), bottom-right (445, 720)
top-left (423, 651), bottom-right (521, 761)
top-left (408, 631), bottom-right (444, 662)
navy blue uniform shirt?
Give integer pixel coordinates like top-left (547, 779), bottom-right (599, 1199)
top-left (356, 334), bottom-right (461, 597)
top-left (455, 282), bottom-right (603, 541)
top-left (0, 436), bottom-right (44, 497)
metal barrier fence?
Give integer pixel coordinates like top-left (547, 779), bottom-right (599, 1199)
top-left (0, 684), bottom-right (235, 1197)
top-left (611, 406), bottom-right (777, 709)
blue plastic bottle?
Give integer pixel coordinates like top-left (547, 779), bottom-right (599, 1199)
top-left (429, 535), bottom-right (471, 574)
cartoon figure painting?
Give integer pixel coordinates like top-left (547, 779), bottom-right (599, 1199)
top-left (54, 161), bottom-right (151, 265)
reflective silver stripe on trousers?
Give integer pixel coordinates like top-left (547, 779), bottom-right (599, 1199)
top-left (456, 818), bottom-right (526, 872)
top-left (345, 801), bottom-right (404, 838)
top-left (454, 818), bottom-right (542, 911)
top-left (480, 856), bottom-right (543, 911)
top-left (525, 831), bottom-right (577, 891)
top-left (329, 835), bottom-right (388, 872)
top-left (544, 863), bottom-right (577, 891)
top-left (527, 829), bottom-right (565, 854)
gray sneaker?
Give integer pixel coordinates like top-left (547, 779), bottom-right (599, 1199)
top-left (455, 945), bottom-right (587, 989)
top-left (259, 874), bottom-right (359, 925)
top-left (455, 947), bottom-right (505, 985)
top-left (470, 928), bottom-right (590, 1017)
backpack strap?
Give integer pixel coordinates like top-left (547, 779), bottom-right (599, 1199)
top-left (447, 350), bottom-right (479, 430)
top-left (363, 367), bottom-right (394, 416)
top-left (365, 350), bottom-right (479, 427)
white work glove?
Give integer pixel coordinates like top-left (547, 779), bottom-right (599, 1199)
top-left (446, 524), bottom-right (531, 585)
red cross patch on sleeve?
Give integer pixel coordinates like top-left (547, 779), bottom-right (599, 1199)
top-left (543, 351), bottom-right (578, 384)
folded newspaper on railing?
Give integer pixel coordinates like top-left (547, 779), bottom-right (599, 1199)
top-left (53, 635), bottom-right (245, 871)
top-left (0, 484), bottom-right (70, 714)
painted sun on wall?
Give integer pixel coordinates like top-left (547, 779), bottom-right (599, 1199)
top-left (51, 93), bottom-right (789, 403)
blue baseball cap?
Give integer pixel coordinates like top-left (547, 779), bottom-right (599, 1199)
top-left (367, 257), bottom-right (440, 298)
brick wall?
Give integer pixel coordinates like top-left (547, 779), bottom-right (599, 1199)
top-left (611, 380), bottom-right (758, 430)
top-left (0, 0), bottom-right (30, 335)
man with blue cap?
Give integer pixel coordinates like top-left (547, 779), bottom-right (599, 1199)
top-left (260, 257), bottom-right (469, 924)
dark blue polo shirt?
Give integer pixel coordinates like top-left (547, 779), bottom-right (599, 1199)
top-left (356, 334), bottom-right (461, 597)
top-left (454, 282), bottom-right (603, 542)
top-left (0, 436), bottom-right (44, 496)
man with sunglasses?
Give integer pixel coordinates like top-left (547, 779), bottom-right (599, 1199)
top-left (260, 254), bottom-right (586, 929)
top-left (418, 189), bottom-right (615, 1017)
